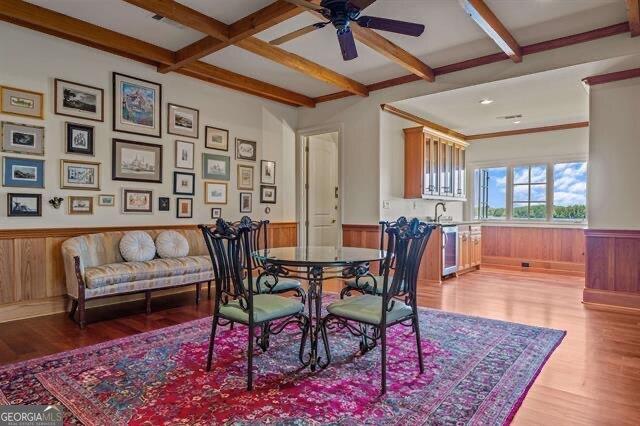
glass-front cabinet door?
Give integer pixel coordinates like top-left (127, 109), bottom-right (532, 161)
top-left (423, 136), bottom-right (432, 195)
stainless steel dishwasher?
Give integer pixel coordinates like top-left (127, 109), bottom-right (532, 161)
top-left (442, 225), bottom-right (458, 276)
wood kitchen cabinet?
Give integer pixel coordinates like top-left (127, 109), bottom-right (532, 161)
top-left (403, 126), bottom-right (468, 200)
top-left (458, 225), bottom-right (482, 275)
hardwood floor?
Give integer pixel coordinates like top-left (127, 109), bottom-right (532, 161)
top-left (1, 267), bottom-right (639, 425)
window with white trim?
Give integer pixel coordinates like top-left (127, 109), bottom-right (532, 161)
top-left (512, 164), bottom-right (547, 220)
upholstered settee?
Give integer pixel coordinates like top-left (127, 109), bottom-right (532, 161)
top-left (61, 229), bottom-right (214, 328)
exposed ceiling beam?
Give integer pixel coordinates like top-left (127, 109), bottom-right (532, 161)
top-left (314, 22), bottom-right (630, 104)
top-left (380, 104), bottom-right (467, 141)
top-left (125, 0), bottom-right (366, 96)
top-left (582, 67), bottom-right (640, 86)
top-left (627, 0), bottom-right (640, 37)
top-left (0, 0), bottom-right (314, 107)
top-left (159, 1), bottom-right (306, 73)
top-left (466, 122), bottom-right (589, 141)
top-left (459, 0), bottom-right (522, 62)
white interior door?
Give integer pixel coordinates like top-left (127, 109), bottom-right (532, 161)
top-left (307, 133), bottom-right (339, 247)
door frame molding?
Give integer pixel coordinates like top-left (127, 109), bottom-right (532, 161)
top-left (296, 123), bottom-right (344, 247)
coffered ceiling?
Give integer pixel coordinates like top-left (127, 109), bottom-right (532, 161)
top-left (2, 0), bottom-right (635, 106)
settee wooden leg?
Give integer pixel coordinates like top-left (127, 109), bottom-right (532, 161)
top-left (145, 291), bottom-right (152, 314)
top-left (196, 282), bottom-right (202, 305)
top-left (69, 299), bottom-right (78, 319)
top-left (78, 297), bottom-right (86, 329)
top-left (207, 281), bottom-right (212, 299)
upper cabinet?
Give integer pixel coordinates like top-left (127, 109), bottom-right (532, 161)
top-left (403, 126), bottom-right (468, 200)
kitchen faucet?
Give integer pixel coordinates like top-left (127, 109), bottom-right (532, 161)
top-left (435, 202), bottom-right (447, 223)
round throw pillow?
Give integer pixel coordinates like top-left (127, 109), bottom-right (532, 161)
top-left (155, 231), bottom-right (189, 259)
top-left (119, 231), bottom-right (156, 262)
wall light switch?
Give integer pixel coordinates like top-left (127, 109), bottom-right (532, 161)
top-left (382, 200), bottom-right (390, 209)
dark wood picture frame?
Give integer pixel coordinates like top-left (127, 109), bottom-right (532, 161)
top-left (122, 188), bottom-right (153, 214)
top-left (260, 185), bottom-right (277, 204)
top-left (211, 207), bottom-right (222, 219)
top-left (205, 125), bottom-right (229, 151)
top-left (7, 193), bottom-right (42, 217)
top-left (173, 171), bottom-right (195, 195)
top-left (112, 72), bottom-right (162, 138)
top-left (65, 122), bottom-right (95, 155)
top-left (112, 138), bottom-right (163, 183)
top-left (168, 103), bottom-right (199, 139)
top-left (55, 78), bottom-right (104, 122)
top-left (240, 192), bottom-right (252, 213)
top-left (176, 197), bottom-right (193, 218)
top-left (158, 197), bottom-right (170, 211)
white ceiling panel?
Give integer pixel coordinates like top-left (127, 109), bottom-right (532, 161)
top-left (202, 46), bottom-right (338, 98)
top-left (177, 0), bottom-right (274, 25)
top-left (27, 0), bottom-right (203, 51)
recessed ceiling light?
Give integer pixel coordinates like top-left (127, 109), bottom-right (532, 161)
top-left (513, 120), bottom-right (521, 124)
top-left (480, 99), bottom-right (494, 105)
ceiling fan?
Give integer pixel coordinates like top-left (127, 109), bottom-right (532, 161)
top-left (274, 0), bottom-right (425, 60)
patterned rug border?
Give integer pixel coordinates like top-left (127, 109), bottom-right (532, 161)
top-left (0, 390), bottom-right (8, 405)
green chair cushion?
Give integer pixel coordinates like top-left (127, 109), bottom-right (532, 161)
top-left (345, 275), bottom-right (405, 295)
top-left (219, 294), bottom-right (304, 324)
top-left (326, 294), bottom-right (413, 325)
top-left (244, 277), bottom-right (302, 294)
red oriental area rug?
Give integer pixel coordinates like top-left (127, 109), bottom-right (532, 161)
top-left (0, 301), bottom-right (564, 425)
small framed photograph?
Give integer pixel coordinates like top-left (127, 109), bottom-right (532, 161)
top-left (240, 192), bottom-right (252, 213)
top-left (261, 160), bottom-right (276, 185)
top-left (68, 196), bottom-right (93, 215)
top-left (202, 153), bottom-right (230, 181)
top-left (112, 139), bottom-right (163, 183)
top-left (175, 140), bottom-right (194, 170)
top-left (61, 159), bottom-right (101, 191)
top-left (55, 79), bottom-right (104, 122)
top-left (1, 121), bottom-right (45, 156)
top-left (211, 207), bottom-right (222, 219)
top-left (235, 138), bottom-right (257, 161)
top-left (168, 103), bottom-right (199, 138)
top-left (66, 122), bottom-right (94, 155)
top-left (158, 197), bottom-right (170, 211)
top-left (0, 86), bottom-right (44, 119)
top-left (113, 72), bottom-right (162, 138)
top-left (97, 194), bottom-right (115, 206)
top-left (3, 157), bottom-right (44, 188)
top-left (173, 171), bottom-right (195, 195)
top-left (205, 126), bottom-right (228, 151)
top-left (122, 188), bottom-right (153, 214)
top-left (204, 181), bottom-right (227, 204)
top-left (7, 193), bottom-right (41, 217)
top-left (237, 164), bottom-right (254, 190)
top-left (260, 185), bottom-right (277, 204)
top-left (176, 198), bottom-right (193, 218)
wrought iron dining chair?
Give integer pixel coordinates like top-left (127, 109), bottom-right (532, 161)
top-left (199, 219), bottom-right (309, 391)
top-left (234, 216), bottom-right (306, 303)
top-left (340, 218), bottom-right (402, 298)
top-left (323, 217), bottom-right (435, 394)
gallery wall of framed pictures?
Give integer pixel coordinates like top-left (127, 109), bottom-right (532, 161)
top-left (1, 59), bottom-right (287, 226)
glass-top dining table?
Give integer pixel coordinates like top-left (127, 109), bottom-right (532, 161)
top-left (252, 246), bottom-right (386, 371)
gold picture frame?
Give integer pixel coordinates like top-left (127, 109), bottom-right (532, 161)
top-left (0, 86), bottom-right (44, 119)
top-left (204, 181), bottom-right (227, 205)
top-left (68, 196), bottom-right (94, 215)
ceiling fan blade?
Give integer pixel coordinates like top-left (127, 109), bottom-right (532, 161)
top-left (269, 23), bottom-right (326, 45)
top-left (348, 0), bottom-right (378, 11)
top-left (282, 0), bottom-right (325, 11)
top-left (356, 16), bottom-right (425, 37)
top-left (337, 29), bottom-right (358, 60)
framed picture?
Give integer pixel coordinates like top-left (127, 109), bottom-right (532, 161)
top-left (113, 72), bottom-right (162, 138)
top-left (1, 121), bottom-right (45, 156)
top-left (97, 194), bottom-right (115, 206)
top-left (168, 103), bottom-right (199, 138)
top-left (211, 207), bottom-right (222, 219)
top-left (158, 197), bottom-right (170, 211)
top-left (235, 138), bottom-right (257, 161)
top-left (205, 126), bottom-right (228, 151)
top-left (60, 159), bottom-right (101, 191)
top-left (54, 79), bottom-right (104, 122)
top-left (260, 185), bottom-right (277, 204)
top-left (237, 164), bottom-right (254, 190)
top-left (0, 86), bottom-right (44, 119)
top-left (240, 192), bottom-right (252, 213)
top-left (112, 139), bottom-right (162, 183)
top-left (3, 157), bottom-right (44, 188)
top-left (68, 196), bottom-right (93, 215)
top-left (175, 140), bottom-right (194, 170)
top-left (202, 153), bottom-right (230, 181)
top-left (7, 193), bottom-right (41, 217)
top-left (176, 198), bottom-right (193, 218)
top-left (261, 160), bottom-right (276, 185)
top-left (173, 171), bottom-right (195, 195)
top-left (66, 122), bottom-right (94, 155)
top-left (204, 181), bottom-right (227, 204)
top-left (122, 188), bottom-right (153, 214)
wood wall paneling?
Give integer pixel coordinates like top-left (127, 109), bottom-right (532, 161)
top-left (0, 222), bottom-right (298, 323)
